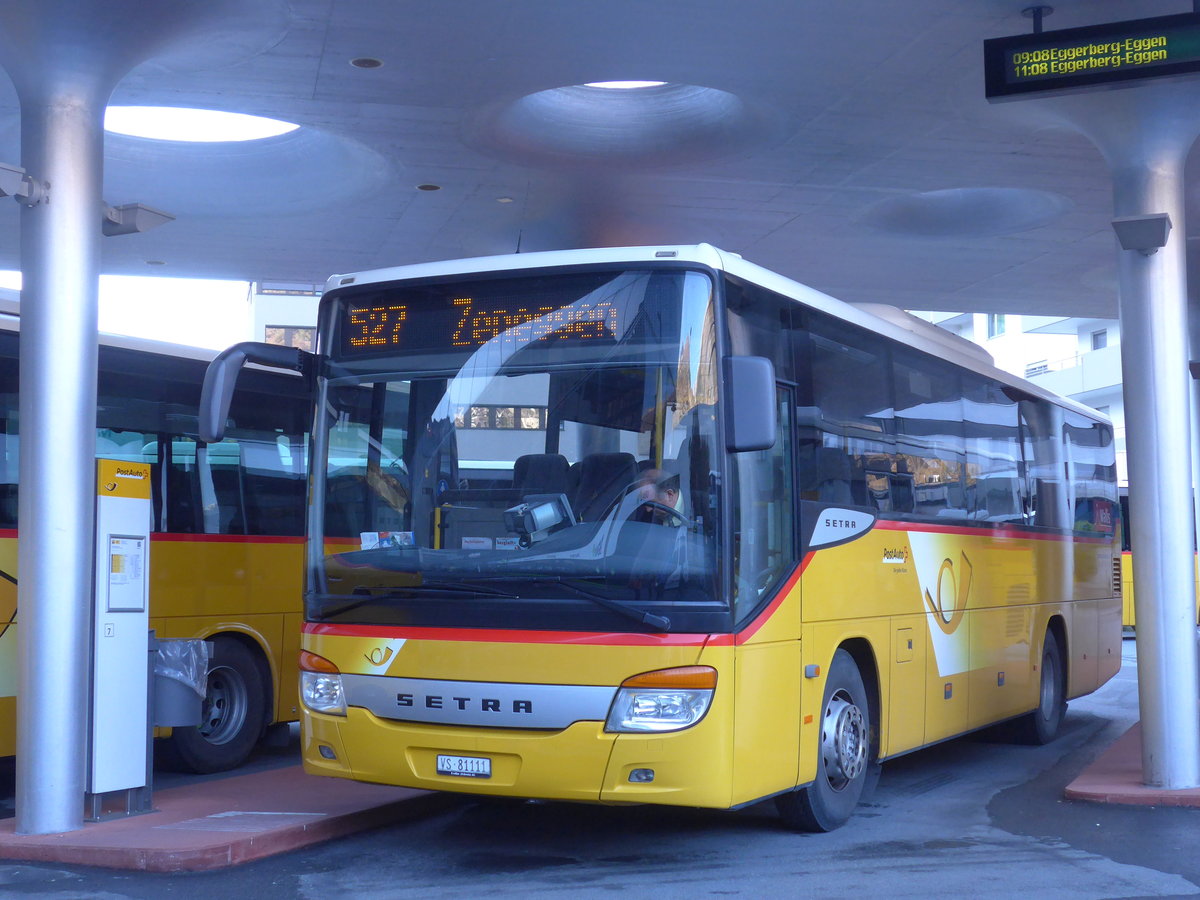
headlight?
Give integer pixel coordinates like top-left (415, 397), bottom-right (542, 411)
top-left (299, 650), bottom-right (347, 716)
top-left (605, 666), bottom-right (717, 733)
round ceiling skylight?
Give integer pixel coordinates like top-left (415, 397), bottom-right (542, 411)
top-left (465, 82), bottom-right (773, 169)
top-left (861, 188), bottom-right (1072, 238)
top-left (584, 81), bottom-right (668, 89)
top-left (104, 106), bottom-right (299, 143)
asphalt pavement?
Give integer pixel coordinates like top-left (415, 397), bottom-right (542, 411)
top-left (0, 636), bottom-right (1195, 898)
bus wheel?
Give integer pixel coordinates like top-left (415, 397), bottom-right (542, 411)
top-left (164, 637), bottom-right (268, 774)
top-left (1016, 629), bottom-right (1066, 745)
top-left (776, 648), bottom-right (872, 832)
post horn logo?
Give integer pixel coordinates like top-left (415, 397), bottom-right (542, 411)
top-left (364, 646), bottom-right (394, 667)
top-left (925, 552), bottom-right (972, 635)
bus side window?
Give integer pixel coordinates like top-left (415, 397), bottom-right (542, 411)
top-left (805, 321), bottom-right (894, 510)
top-left (163, 438), bottom-right (247, 535)
top-left (0, 387), bottom-right (17, 530)
top-left (238, 432), bottom-right (306, 536)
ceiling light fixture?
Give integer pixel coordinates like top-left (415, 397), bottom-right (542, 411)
top-left (584, 81), bottom-right (668, 90)
top-left (104, 106), bottom-right (299, 143)
top-left (350, 57), bottom-right (384, 69)
top-left (416, 183), bottom-right (441, 191)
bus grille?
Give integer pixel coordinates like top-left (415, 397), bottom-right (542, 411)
top-left (1112, 557), bottom-right (1122, 596)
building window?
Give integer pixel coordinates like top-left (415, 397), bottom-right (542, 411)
top-left (265, 325), bottom-right (315, 351)
top-left (987, 314), bottom-right (1006, 339)
top-left (453, 405), bottom-right (548, 429)
top-left (1091, 329), bottom-right (1108, 351)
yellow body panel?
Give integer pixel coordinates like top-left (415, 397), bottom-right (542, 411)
top-left (0, 533), bottom-right (304, 751)
top-left (302, 520), bottom-right (1121, 810)
top-left (1121, 552), bottom-right (1200, 628)
top-left (303, 630), bottom-right (742, 808)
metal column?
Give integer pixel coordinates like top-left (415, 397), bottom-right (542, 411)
top-left (5, 67), bottom-right (109, 840)
top-left (1040, 81), bottom-right (1200, 788)
top-left (0, 0), bottom-right (205, 834)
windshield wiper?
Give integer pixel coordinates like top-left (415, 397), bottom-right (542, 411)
top-left (311, 581), bottom-right (521, 619)
top-left (552, 579), bottom-right (671, 632)
top-left (312, 578), bottom-right (670, 632)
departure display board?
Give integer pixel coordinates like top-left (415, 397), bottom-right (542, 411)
top-left (338, 291), bottom-right (623, 358)
top-left (984, 12), bottom-right (1200, 100)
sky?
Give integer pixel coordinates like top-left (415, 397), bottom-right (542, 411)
top-left (0, 271), bottom-right (251, 351)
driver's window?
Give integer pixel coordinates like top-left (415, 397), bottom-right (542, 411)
top-left (732, 387), bottom-right (795, 608)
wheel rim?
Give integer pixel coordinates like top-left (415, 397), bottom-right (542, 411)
top-left (198, 663), bottom-right (249, 745)
top-left (821, 689), bottom-right (867, 791)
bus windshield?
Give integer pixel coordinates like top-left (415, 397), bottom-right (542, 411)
top-left (310, 268), bottom-right (727, 633)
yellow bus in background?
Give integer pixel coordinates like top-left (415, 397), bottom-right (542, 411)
top-left (207, 245), bottom-right (1122, 830)
top-left (0, 311), bottom-right (309, 772)
top-left (1118, 493), bottom-right (1199, 628)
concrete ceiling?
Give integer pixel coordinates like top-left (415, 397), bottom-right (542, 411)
top-left (0, 0), bottom-right (1196, 318)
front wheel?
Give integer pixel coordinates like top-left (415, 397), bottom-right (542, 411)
top-left (1015, 629), bottom-right (1066, 745)
top-left (776, 648), bottom-right (873, 832)
top-left (162, 637), bottom-right (268, 773)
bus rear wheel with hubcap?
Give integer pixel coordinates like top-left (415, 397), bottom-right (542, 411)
top-left (162, 637), bottom-right (268, 774)
top-left (777, 648), bottom-right (873, 832)
top-left (1015, 629), bottom-right (1066, 745)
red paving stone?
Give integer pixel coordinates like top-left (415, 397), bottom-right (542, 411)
top-left (1065, 722), bottom-right (1200, 807)
top-left (0, 766), bottom-right (440, 872)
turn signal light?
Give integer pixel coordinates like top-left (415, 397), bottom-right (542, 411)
top-left (299, 649), bottom-right (340, 674)
top-left (620, 666), bottom-right (717, 690)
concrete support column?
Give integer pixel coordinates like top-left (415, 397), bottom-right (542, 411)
top-left (1040, 81), bottom-right (1200, 789)
top-left (1111, 161), bottom-right (1200, 788)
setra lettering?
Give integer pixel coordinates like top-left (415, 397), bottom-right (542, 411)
top-left (823, 517), bottom-right (857, 529)
top-left (397, 692), bottom-right (533, 714)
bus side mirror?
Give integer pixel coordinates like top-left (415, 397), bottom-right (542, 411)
top-left (724, 356), bottom-right (777, 452)
top-left (199, 341), bottom-right (312, 443)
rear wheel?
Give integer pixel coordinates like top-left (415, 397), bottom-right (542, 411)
top-left (1015, 629), bottom-right (1066, 745)
top-left (776, 648), bottom-right (873, 832)
top-left (163, 637), bottom-right (268, 773)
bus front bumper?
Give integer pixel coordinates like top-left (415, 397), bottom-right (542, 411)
top-left (302, 706), bottom-right (734, 808)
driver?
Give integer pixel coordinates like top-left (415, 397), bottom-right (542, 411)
top-left (635, 467), bottom-right (682, 524)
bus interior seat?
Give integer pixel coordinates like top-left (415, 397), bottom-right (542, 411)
top-left (572, 452), bottom-right (638, 521)
top-left (816, 448), bottom-right (855, 505)
top-left (513, 453), bottom-right (572, 497)
top-left (979, 476), bottom-right (1021, 522)
top-left (675, 435), bottom-right (713, 529)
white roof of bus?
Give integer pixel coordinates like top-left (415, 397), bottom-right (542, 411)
top-left (0, 297), bottom-right (219, 364)
top-left (326, 244), bottom-right (1109, 425)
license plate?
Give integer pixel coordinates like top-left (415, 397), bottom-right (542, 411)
top-left (436, 754), bottom-right (492, 779)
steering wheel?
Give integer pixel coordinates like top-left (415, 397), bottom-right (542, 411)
top-left (634, 500), bottom-right (694, 529)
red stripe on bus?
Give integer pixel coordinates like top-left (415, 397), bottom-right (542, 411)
top-left (734, 554), bottom-right (811, 644)
top-left (305, 553), bottom-right (816, 648)
top-left (871, 519), bottom-right (1111, 543)
top-left (303, 621), bottom-right (716, 646)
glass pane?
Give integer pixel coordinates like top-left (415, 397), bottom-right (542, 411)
top-left (732, 390), bottom-right (795, 618)
top-left (315, 269), bottom-right (726, 634)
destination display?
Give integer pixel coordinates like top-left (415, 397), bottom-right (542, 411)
top-left (338, 292), bottom-right (623, 357)
top-left (984, 12), bottom-right (1200, 100)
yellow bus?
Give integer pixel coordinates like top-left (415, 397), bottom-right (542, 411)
top-left (205, 244), bottom-right (1122, 830)
top-left (0, 310), bottom-right (309, 772)
top-left (1116, 493), bottom-right (1199, 628)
